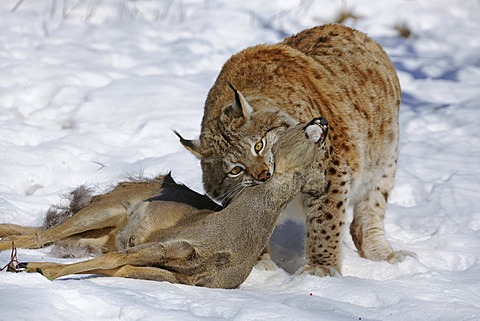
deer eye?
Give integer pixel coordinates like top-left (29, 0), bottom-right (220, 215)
top-left (229, 165), bottom-right (244, 176)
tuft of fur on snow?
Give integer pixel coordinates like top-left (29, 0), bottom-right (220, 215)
top-left (42, 186), bottom-right (104, 258)
top-left (42, 186), bottom-right (93, 229)
top-left (50, 244), bottom-right (103, 258)
top-left (41, 175), bottom-right (167, 257)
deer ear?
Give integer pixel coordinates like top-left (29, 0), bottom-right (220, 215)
top-left (224, 82), bottom-right (253, 119)
top-left (304, 117), bottom-right (329, 145)
top-left (173, 130), bottom-right (204, 159)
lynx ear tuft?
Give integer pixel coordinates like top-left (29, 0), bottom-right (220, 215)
top-left (173, 130), bottom-right (204, 159)
top-left (224, 82), bottom-right (253, 119)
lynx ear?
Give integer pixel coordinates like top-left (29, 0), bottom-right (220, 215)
top-left (173, 130), bottom-right (204, 159)
top-left (224, 82), bottom-right (253, 119)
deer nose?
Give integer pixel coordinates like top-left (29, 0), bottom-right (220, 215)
top-left (257, 169), bottom-right (271, 182)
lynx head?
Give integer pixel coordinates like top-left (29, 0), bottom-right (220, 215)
top-left (175, 84), bottom-right (311, 205)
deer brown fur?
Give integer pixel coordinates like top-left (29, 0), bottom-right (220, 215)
top-left (0, 119), bottom-right (327, 288)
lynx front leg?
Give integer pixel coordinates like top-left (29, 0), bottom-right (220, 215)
top-left (300, 190), bottom-right (347, 277)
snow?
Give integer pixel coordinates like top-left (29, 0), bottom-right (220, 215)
top-left (1, 0), bottom-right (480, 320)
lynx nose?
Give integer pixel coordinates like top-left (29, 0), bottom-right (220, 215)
top-left (257, 169), bottom-right (271, 182)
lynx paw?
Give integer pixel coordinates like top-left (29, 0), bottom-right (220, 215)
top-left (386, 250), bottom-right (417, 264)
top-left (296, 263), bottom-right (341, 277)
top-left (254, 249), bottom-right (278, 271)
top-left (254, 258), bottom-right (278, 271)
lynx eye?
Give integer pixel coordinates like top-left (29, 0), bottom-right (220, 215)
top-left (254, 140), bottom-right (264, 154)
top-left (228, 165), bottom-right (244, 176)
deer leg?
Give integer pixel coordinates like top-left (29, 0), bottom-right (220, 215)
top-left (0, 205), bottom-right (127, 252)
top-left (23, 240), bottom-right (197, 280)
top-left (0, 224), bottom-right (40, 237)
top-left (64, 265), bottom-right (180, 283)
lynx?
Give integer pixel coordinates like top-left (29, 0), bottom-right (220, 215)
top-left (0, 119), bottom-right (327, 288)
top-left (176, 24), bottom-right (415, 276)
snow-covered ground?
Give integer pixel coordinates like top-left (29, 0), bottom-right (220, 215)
top-left (1, 0), bottom-right (479, 320)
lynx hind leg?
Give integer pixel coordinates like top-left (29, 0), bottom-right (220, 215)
top-left (350, 173), bottom-right (416, 263)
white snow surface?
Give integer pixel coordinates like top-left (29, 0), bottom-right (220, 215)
top-left (1, 1), bottom-right (480, 320)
